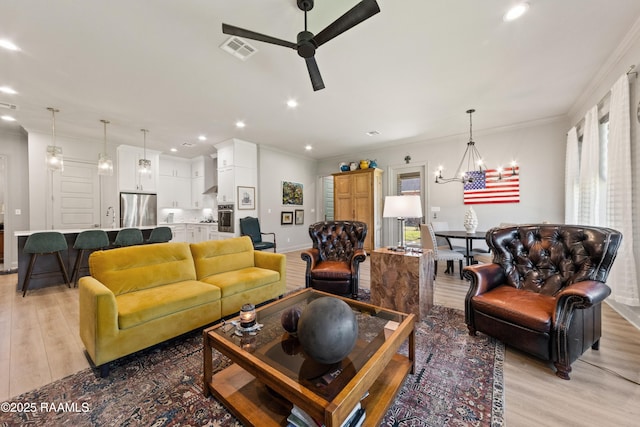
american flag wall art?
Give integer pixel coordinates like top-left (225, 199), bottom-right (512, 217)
top-left (463, 167), bottom-right (520, 204)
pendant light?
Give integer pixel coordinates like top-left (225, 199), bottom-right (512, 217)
top-left (97, 119), bottom-right (113, 176)
top-left (434, 109), bottom-right (518, 184)
top-left (138, 128), bottom-right (151, 174)
top-left (46, 107), bottom-right (64, 172)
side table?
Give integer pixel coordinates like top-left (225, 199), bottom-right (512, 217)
top-left (370, 248), bottom-right (434, 320)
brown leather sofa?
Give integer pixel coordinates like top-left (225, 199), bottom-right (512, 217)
top-left (463, 224), bottom-right (622, 379)
top-left (300, 221), bottom-right (367, 299)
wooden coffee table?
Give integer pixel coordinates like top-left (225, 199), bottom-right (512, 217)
top-left (203, 288), bottom-right (416, 427)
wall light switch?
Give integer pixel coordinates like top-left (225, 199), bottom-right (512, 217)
top-left (15, 209), bottom-right (21, 215)
top-left (431, 206), bottom-right (441, 212)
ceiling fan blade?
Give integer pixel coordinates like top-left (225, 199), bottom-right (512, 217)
top-left (305, 57), bottom-right (325, 91)
top-left (222, 23), bottom-right (297, 49)
top-left (313, 0), bottom-right (380, 47)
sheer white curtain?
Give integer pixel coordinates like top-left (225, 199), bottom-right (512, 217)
top-left (606, 74), bottom-right (639, 306)
top-left (578, 106), bottom-right (602, 226)
top-left (564, 127), bottom-right (579, 224)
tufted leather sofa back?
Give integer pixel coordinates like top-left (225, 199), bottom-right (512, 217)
top-left (308, 221), bottom-right (368, 262)
top-left (487, 224), bottom-right (622, 295)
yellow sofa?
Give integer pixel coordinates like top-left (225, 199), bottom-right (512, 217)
top-left (79, 236), bottom-right (286, 376)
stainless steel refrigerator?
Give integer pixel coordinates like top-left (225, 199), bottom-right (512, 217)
top-left (120, 192), bottom-right (157, 227)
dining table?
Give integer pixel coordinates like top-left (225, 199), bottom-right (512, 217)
top-left (433, 230), bottom-right (487, 266)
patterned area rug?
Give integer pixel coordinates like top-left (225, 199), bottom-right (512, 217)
top-left (0, 299), bottom-right (504, 426)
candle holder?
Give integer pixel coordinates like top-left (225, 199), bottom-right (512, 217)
top-left (240, 303), bottom-right (256, 328)
top-left (230, 303), bottom-right (263, 336)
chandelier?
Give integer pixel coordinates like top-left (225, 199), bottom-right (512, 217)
top-left (434, 109), bottom-right (517, 184)
top-left (46, 107), bottom-right (63, 172)
top-left (138, 129), bottom-right (151, 174)
top-left (97, 119), bottom-right (113, 176)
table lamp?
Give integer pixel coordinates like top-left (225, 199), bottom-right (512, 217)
top-left (383, 195), bottom-right (423, 251)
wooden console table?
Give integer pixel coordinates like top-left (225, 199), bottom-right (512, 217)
top-left (370, 248), bottom-right (434, 321)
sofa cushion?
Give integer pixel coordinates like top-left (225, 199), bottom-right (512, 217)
top-left (471, 285), bottom-right (556, 333)
top-left (115, 280), bottom-right (221, 330)
top-left (89, 242), bottom-right (197, 295)
top-left (190, 236), bottom-right (255, 280)
top-left (199, 267), bottom-right (280, 298)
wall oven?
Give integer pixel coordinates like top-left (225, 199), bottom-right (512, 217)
top-left (218, 204), bottom-right (234, 233)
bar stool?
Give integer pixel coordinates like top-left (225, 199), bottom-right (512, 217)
top-left (22, 231), bottom-right (70, 297)
top-left (114, 228), bottom-right (143, 247)
top-left (71, 230), bottom-right (110, 286)
top-left (147, 226), bottom-right (172, 243)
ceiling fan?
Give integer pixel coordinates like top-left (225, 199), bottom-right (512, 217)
top-left (222, 0), bottom-right (380, 91)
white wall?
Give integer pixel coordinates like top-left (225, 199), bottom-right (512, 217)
top-left (27, 131), bottom-right (118, 231)
top-left (0, 121), bottom-right (30, 270)
top-left (257, 146), bottom-right (317, 253)
top-left (318, 116), bottom-right (569, 248)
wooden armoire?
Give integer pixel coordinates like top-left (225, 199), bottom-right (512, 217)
top-left (332, 168), bottom-right (383, 252)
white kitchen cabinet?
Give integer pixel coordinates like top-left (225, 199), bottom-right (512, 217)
top-left (117, 145), bottom-right (160, 192)
top-left (160, 155), bottom-right (191, 178)
top-left (191, 156), bottom-right (205, 178)
top-left (168, 224), bottom-right (186, 242)
top-left (158, 175), bottom-right (191, 208)
top-left (186, 224), bottom-right (209, 243)
top-left (217, 166), bottom-right (234, 203)
top-left (217, 144), bottom-right (234, 168)
top-left (206, 224), bottom-right (219, 241)
top-left (191, 176), bottom-right (205, 208)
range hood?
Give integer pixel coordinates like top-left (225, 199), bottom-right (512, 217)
top-left (202, 155), bottom-right (217, 195)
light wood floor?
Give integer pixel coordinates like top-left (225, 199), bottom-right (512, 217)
top-left (1, 251), bottom-right (639, 426)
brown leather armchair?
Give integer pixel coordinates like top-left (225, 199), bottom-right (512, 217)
top-left (464, 224), bottom-right (622, 380)
top-left (300, 221), bottom-right (368, 299)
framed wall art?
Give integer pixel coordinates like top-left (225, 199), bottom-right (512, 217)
top-left (295, 209), bottom-right (304, 225)
top-left (282, 181), bottom-right (303, 206)
top-left (237, 186), bottom-right (255, 210)
top-left (281, 211), bottom-right (293, 225)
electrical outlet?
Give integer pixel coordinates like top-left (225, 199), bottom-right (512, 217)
top-left (15, 209), bottom-right (21, 215)
top-left (287, 238), bottom-right (290, 242)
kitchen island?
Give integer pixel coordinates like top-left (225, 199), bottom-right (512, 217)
top-left (14, 227), bottom-right (156, 292)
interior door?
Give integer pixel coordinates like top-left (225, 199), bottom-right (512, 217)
top-left (52, 160), bottom-right (100, 229)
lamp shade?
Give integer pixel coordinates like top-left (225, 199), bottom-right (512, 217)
top-left (383, 195), bottom-right (423, 218)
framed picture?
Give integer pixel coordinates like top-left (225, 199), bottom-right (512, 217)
top-left (295, 209), bottom-right (304, 225)
top-left (282, 181), bottom-right (303, 206)
top-left (237, 186), bottom-right (255, 210)
top-left (281, 211), bottom-right (293, 225)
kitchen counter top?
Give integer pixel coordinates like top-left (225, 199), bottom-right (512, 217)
top-left (14, 225), bottom-right (157, 237)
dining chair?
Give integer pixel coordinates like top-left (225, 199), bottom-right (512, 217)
top-left (420, 223), bottom-right (464, 279)
top-left (239, 216), bottom-right (276, 252)
top-left (21, 231), bottom-right (70, 296)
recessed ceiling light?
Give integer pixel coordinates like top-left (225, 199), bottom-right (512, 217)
top-left (0, 39), bottom-right (20, 51)
top-left (503, 2), bottom-right (529, 22)
top-left (287, 99), bottom-right (298, 108)
top-left (0, 86), bottom-right (17, 95)
top-left (198, 135), bottom-right (207, 141)
top-left (170, 148), bottom-right (178, 152)
top-left (305, 145), bottom-right (312, 151)
top-left (366, 130), bottom-right (380, 136)
top-left (1, 115), bottom-right (16, 121)
top-left (235, 121), bottom-right (246, 128)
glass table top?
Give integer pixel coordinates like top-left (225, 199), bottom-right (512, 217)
top-left (212, 289), bottom-right (409, 401)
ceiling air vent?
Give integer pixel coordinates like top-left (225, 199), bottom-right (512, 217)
top-left (220, 36), bottom-right (258, 61)
top-left (182, 142), bottom-right (195, 148)
top-left (0, 102), bottom-right (18, 110)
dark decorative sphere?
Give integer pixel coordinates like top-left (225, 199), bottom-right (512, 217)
top-left (297, 297), bottom-right (358, 364)
top-left (281, 306), bottom-right (303, 334)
